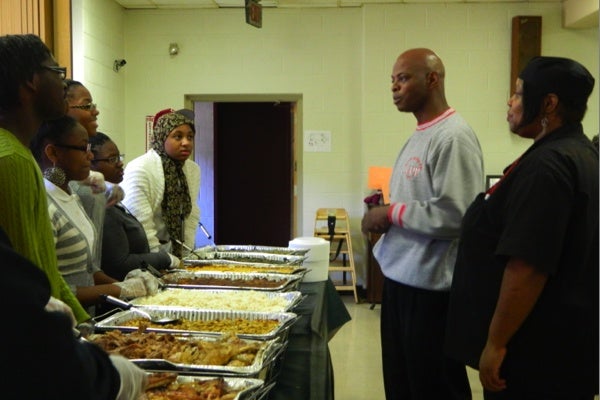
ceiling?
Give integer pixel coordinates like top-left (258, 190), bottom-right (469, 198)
top-left (115, 0), bottom-right (563, 10)
top-left (113, 0), bottom-right (597, 28)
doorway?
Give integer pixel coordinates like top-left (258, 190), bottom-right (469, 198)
top-left (190, 95), bottom-right (302, 248)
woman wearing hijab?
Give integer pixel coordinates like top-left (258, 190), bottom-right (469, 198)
top-left (121, 109), bottom-right (200, 266)
top-left (445, 57), bottom-right (598, 399)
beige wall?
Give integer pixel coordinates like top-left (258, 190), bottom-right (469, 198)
top-left (71, 0), bottom-right (598, 283)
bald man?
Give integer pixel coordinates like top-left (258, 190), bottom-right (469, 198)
top-left (361, 48), bottom-right (484, 399)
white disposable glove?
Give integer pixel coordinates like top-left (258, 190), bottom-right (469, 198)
top-left (114, 278), bottom-right (147, 299)
top-left (124, 269), bottom-right (160, 296)
top-left (82, 170), bottom-right (107, 194)
top-left (109, 354), bottom-right (148, 400)
top-left (45, 296), bottom-right (77, 327)
top-left (168, 253), bottom-right (182, 269)
top-left (105, 182), bottom-right (125, 207)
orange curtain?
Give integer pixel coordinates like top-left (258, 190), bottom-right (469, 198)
top-left (0, 0), bottom-right (71, 77)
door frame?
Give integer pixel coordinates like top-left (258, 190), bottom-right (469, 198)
top-left (184, 93), bottom-right (303, 245)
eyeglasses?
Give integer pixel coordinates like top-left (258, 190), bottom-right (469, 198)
top-left (54, 143), bottom-right (91, 153)
top-left (92, 154), bottom-right (125, 164)
top-left (70, 103), bottom-right (97, 112)
top-left (41, 65), bottom-right (67, 80)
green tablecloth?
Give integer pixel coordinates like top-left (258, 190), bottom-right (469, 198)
top-left (268, 278), bottom-right (352, 400)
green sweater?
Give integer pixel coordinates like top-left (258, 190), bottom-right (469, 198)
top-left (0, 128), bottom-right (90, 322)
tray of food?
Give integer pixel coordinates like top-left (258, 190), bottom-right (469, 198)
top-left (160, 270), bottom-right (303, 291)
top-left (181, 259), bottom-right (307, 275)
top-left (146, 373), bottom-right (264, 400)
top-left (89, 330), bottom-right (284, 378)
top-left (211, 245), bottom-right (309, 256)
top-left (185, 251), bottom-right (307, 266)
top-left (131, 288), bottom-right (304, 313)
top-left (94, 308), bottom-right (299, 341)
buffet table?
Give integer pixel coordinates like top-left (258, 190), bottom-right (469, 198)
top-left (268, 278), bottom-right (351, 400)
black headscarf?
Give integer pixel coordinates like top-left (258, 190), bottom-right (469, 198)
top-left (518, 56), bottom-right (595, 126)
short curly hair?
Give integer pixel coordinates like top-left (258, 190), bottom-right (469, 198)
top-left (0, 34), bottom-right (52, 112)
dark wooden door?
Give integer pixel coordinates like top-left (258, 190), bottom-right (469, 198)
top-left (214, 102), bottom-right (292, 247)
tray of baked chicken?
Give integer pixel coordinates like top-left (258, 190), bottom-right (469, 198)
top-left (131, 288), bottom-right (304, 313)
top-left (145, 373), bottom-right (265, 400)
top-left (89, 330), bottom-right (285, 378)
top-left (185, 250), bottom-right (307, 266)
top-left (180, 259), bottom-right (307, 275)
top-left (94, 308), bottom-right (299, 341)
top-left (160, 270), bottom-right (303, 291)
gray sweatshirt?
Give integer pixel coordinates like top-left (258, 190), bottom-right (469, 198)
top-left (373, 108), bottom-right (484, 290)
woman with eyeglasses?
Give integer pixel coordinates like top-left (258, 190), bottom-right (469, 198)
top-left (90, 132), bottom-right (175, 280)
top-left (30, 116), bottom-right (160, 317)
top-left (65, 79), bottom-right (99, 137)
top-left (64, 79), bottom-right (124, 276)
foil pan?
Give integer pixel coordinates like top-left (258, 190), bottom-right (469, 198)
top-left (90, 331), bottom-right (284, 378)
top-left (186, 251), bottom-right (307, 266)
top-left (181, 259), bottom-right (307, 275)
top-left (213, 245), bottom-right (309, 256)
top-left (160, 271), bottom-right (303, 291)
top-left (94, 308), bottom-right (299, 341)
top-left (131, 288), bottom-right (305, 313)
top-left (145, 375), bottom-right (264, 400)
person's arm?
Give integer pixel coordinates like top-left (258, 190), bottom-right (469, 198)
top-left (361, 205), bottom-right (392, 234)
top-left (0, 225), bottom-right (122, 399)
top-left (479, 256), bottom-right (548, 392)
top-left (0, 153), bottom-right (90, 322)
top-left (183, 161), bottom-right (201, 250)
top-left (122, 157), bottom-right (162, 251)
top-left (101, 207), bottom-right (171, 280)
top-left (75, 282), bottom-right (121, 307)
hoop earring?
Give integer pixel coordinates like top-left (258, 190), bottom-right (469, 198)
top-left (43, 164), bottom-right (66, 186)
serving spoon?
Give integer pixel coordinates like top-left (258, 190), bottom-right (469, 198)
top-left (100, 294), bottom-right (180, 325)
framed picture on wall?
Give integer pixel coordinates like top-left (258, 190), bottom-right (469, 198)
top-left (485, 175), bottom-right (502, 191)
top-left (145, 115), bottom-right (154, 151)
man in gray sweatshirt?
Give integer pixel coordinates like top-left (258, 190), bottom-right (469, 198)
top-left (361, 48), bottom-right (483, 399)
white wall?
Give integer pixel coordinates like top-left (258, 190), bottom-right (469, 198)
top-left (71, 0), bottom-right (126, 147)
top-left (72, 0), bottom-right (598, 284)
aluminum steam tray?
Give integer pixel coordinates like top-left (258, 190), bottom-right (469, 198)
top-left (145, 375), bottom-right (265, 400)
top-left (181, 259), bottom-right (307, 275)
top-left (90, 331), bottom-right (284, 378)
top-left (213, 245), bottom-right (310, 256)
top-left (160, 270), bottom-right (303, 291)
top-left (131, 288), bottom-right (305, 313)
top-left (185, 251), bottom-right (307, 266)
top-left (94, 308), bottom-right (299, 341)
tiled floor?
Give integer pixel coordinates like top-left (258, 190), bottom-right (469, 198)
top-left (329, 293), bottom-right (482, 400)
top-left (329, 294), bottom-right (599, 400)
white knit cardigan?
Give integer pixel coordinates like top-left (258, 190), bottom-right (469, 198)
top-left (121, 149), bottom-right (200, 253)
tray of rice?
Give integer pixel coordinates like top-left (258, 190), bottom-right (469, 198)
top-left (89, 330), bottom-right (284, 378)
top-left (131, 288), bottom-right (304, 313)
top-left (145, 374), bottom-right (265, 400)
top-left (94, 308), bottom-right (299, 341)
top-left (160, 271), bottom-right (303, 291)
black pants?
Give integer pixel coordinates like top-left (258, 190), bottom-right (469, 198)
top-left (381, 278), bottom-right (471, 400)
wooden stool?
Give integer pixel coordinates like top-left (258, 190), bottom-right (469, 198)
top-left (314, 208), bottom-right (358, 303)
